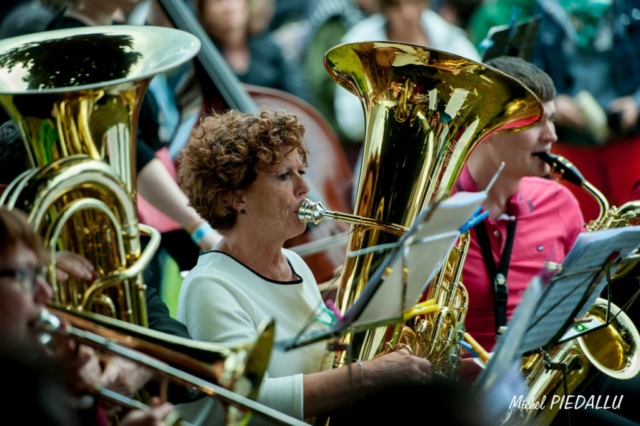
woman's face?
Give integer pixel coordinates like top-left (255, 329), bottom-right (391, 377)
top-left (236, 146), bottom-right (309, 243)
top-left (83, 0), bottom-right (142, 9)
top-left (383, 0), bottom-right (428, 26)
top-left (201, 0), bottom-right (250, 40)
top-left (0, 241), bottom-right (52, 346)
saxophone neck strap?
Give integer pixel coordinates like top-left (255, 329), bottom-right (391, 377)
top-left (474, 219), bottom-right (518, 333)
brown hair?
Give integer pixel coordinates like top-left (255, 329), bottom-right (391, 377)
top-left (380, 0), bottom-right (429, 10)
top-left (0, 207), bottom-right (46, 263)
top-left (486, 56), bottom-right (556, 103)
top-left (178, 109), bottom-right (308, 232)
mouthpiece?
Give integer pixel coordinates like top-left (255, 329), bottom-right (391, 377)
top-left (297, 198), bottom-right (408, 236)
top-left (533, 152), bottom-right (585, 186)
top-left (534, 151), bottom-right (610, 224)
top-left (35, 309), bottom-right (60, 345)
top-left (298, 199), bottom-right (327, 225)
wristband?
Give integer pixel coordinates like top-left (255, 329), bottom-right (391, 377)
top-left (190, 221), bottom-right (214, 245)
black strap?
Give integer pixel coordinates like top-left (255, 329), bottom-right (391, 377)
top-left (474, 219), bottom-right (518, 332)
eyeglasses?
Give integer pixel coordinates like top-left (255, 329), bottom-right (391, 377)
top-left (0, 265), bottom-right (48, 293)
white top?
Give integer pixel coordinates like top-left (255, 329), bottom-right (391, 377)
top-left (334, 9), bottom-right (482, 142)
top-left (176, 248), bottom-right (329, 425)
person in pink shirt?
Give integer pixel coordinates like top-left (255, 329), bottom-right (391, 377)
top-left (459, 56), bottom-right (640, 425)
top-left (458, 56), bottom-right (585, 352)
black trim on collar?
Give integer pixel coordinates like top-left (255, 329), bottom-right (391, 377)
top-left (199, 250), bottom-right (303, 285)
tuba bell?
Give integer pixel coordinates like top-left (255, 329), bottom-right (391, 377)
top-left (0, 25), bottom-right (200, 326)
top-left (299, 41), bottom-right (543, 373)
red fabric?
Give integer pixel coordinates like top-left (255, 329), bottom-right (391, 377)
top-left (136, 147), bottom-right (181, 233)
top-left (630, 180), bottom-right (640, 202)
top-left (551, 135), bottom-right (640, 222)
top-left (456, 167), bottom-right (585, 350)
top-left (96, 406), bottom-right (109, 426)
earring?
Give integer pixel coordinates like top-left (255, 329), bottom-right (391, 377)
top-left (240, 209), bottom-right (246, 214)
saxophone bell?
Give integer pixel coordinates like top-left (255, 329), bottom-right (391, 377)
top-left (503, 152), bottom-right (640, 426)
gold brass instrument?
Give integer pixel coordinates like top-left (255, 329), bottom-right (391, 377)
top-left (36, 307), bottom-right (306, 426)
top-left (501, 152), bottom-right (640, 426)
top-left (503, 302), bottom-right (640, 426)
top-left (297, 41), bottom-right (543, 374)
top-left (536, 152), bottom-right (640, 278)
top-left (0, 26), bottom-right (201, 325)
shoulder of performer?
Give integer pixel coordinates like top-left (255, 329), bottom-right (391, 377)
top-left (519, 176), bottom-right (585, 228)
top-left (520, 176), bottom-right (577, 203)
top-left (282, 248), bottom-right (317, 285)
top-left (340, 13), bottom-right (385, 43)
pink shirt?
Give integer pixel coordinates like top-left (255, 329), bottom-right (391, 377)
top-left (456, 167), bottom-right (585, 350)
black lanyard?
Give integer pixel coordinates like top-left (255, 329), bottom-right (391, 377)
top-left (474, 219), bottom-right (518, 332)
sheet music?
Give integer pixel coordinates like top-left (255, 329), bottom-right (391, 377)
top-left (414, 190), bottom-right (486, 238)
top-left (522, 226), bottom-right (640, 351)
top-left (520, 269), bottom-right (595, 351)
top-left (275, 187), bottom-right (492, 351)
top-left (351, 231), bottom-right (460, 327)
top-left (563, 227), bottom-right (640, 314)
top-left (481, 15), bottom-right (541, 61)
top-left (349, 189), bottom-right (488, 327)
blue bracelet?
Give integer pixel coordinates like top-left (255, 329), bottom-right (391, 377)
top-left (190, 222), bottom-right (214, 245)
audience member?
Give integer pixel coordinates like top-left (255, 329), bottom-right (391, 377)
top-left (195, 0), bottom-right (311, 102)
top-left (302, 0), bottom-right (377, 148)
top-left (531, 0), bottom-right (640, 222)
top-left (334, 0), bottom-right (481, 145)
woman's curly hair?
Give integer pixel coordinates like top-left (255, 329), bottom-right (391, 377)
top-left (179, 109), bottom-right (308, 232)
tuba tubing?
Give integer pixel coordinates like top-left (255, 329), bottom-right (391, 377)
top-left (0, 26), bottom-right (201, 326)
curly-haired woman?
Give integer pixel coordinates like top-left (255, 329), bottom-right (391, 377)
top-left (176, 109), bottom-right (433, 424)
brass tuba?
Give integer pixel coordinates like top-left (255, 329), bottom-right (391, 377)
top-left (501, 152), bottom-right (640, 426)
top-left (0, 25), bottom-right (201, 326)
top-left (299, 41), bottom-right (543, 372)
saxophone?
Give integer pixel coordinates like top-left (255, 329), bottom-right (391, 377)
top-left (501, 152), bottom-right (640, 426)
top-left (536, 152), bottom-right (640, 277)
top-left (297, 41), bottom-right (543, 375)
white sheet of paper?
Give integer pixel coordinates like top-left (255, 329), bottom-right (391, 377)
top-left (351, 190), bottom-right (487, 327)
top-left (522, 226), bottom-right (640, 351)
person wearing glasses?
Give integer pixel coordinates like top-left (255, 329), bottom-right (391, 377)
top-left (0, 206), bottom-right (175, 425)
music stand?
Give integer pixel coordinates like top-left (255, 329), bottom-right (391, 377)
top-left (474, 226), bottom-right (640, 424)
top-left (480, 14), bottom-right (541, 62)
top-left (275, 189), bottom-right (489, 352)
top-left (521, 226), bottom-right (640, 353)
